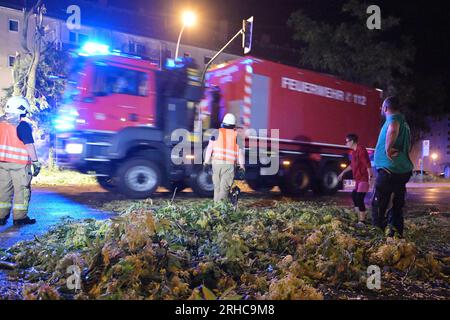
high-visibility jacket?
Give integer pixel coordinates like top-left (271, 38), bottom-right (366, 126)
top-left (0, 121), bottom-right (31, 165)
top-left (212, 128), bottom-right (239, 163)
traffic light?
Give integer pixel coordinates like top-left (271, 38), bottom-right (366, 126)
top-left (242, 16), bottom-right (253, 54)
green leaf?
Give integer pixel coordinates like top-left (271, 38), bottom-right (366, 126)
top-left (201, 286), bottom-right (217, 300)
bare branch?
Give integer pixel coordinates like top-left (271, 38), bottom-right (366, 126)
top-left (20, 0), bottom-right (43, 53)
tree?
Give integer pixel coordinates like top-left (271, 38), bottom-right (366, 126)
top-left (288, 0), bottom-right (415, 91)
top-left (3, 0), bottom-right (69, 165)
top-left (287, 0), bottom-right (433, 140)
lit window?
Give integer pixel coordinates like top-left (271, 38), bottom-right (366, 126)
top-left (9, 19), bottom-right (19, 32)
top-left (8, 56), bottom-right (15, 67)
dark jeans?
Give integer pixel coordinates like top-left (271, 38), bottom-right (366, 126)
top-left (351, 191), bottom-right (367, 212)
top-left (371, 169), bottom-right (412, 236)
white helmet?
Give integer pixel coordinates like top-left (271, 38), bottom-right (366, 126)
top-left (4, 96), bottom-right (30, 115)
top-left (222, 113), bottom-right (236, 126)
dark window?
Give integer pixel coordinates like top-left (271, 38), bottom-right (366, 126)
top-left (9, 19), bottom-right (19, 32)
top-left (136, 44), bottom-right (146, 55)
top-left (93, 65), bottom-right (148, 97)
top-left (8, 56), bottom-right (15, 67)
top-left (69, 32), bottom-right (77, 43)
top-left (128, 42), bottom-right (135, 53)
top-left (128, 43), bottom-right (146, 55)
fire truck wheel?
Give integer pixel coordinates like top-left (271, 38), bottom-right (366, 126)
top-left (117, 158), bottom-right (161, 199)
top-left (189, 169), bottom-right (214, 197)
top-left (246, 179), bottom-right (276, 193)
top-left (314, 164), bottom-right (340, 196)
top-left (96, 176), bottom-right (117, 192)
top-left (279, 163), bottom-right (311, 196)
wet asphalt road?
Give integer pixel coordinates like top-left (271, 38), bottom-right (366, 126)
top-left (0, 185), bottom-right (448, 249)
top-left (0, 189), bottom-right (115, 249)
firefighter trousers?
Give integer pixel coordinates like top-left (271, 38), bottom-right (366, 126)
top-left (212, 163), bottom-right (235, 203)
top-left (0, 162), bottom-right (33, 220)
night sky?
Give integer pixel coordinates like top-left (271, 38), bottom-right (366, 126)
top-left (115, 0), bottom-right (449, 83)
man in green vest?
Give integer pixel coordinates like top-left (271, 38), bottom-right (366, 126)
top-left (372, 96), bottom-right (413, 239)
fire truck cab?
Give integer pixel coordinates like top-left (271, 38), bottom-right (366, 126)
top-left (55, 43), bottom-right (205, 198)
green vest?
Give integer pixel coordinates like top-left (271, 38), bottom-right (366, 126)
top-left (374, 114), bottom-right (413, 173)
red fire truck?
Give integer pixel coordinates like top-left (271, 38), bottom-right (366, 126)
top-left (55, 44), bottom-right (382, 198)
top-left (202, 57), bottom-right (382, 195)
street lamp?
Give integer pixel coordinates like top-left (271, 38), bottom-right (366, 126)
top-left (175, 10), bottom-right (197, 59)
top-left (431, 153), bottom-right (438, 161)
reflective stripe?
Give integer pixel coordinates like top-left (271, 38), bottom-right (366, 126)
top-left (13, 204), bottom-right (28, 210)
top-left (212, 147), bottom-right (238, 156)
top-left (0, 152), bottom-right (29, 161)
top-left (0, 144), bottom-right (28, 155)
top-left (212, 153), bottom-right (237, 161)
top-left (0, 203), bottom-right (12, 209)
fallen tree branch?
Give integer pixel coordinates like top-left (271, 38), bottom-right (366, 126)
top-left (0, 261), bottom-right (17, 270)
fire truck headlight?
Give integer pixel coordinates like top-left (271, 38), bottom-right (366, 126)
top-left (282, 160), bottom-right (291, 167)
top-left (66, 143), bottom-right (84, 154)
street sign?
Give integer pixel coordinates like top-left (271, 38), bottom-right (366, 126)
top-left (242, 16), bottom-right (253, 54)
top-left (422, 140), bottom-right (430, 157)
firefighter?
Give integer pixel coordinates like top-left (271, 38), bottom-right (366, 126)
top-left (204, 113), bottom-right (245, 203)
top-left (0, 96), bottom-right (40, 226)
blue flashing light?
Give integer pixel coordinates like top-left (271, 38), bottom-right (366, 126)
top-left (80, 42), bottom-right (110, 56)
top-left (54, 120), bottom-right (75, 131)
top-left (165, 58), bottom-right (185, 70)
top-left (54, 108), bottom-right (79, 132)
top-left (241, 58), bottom-right (254, 65)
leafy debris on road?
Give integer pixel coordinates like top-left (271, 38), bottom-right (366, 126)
top-left (1, 199), bottom-right (449, 300)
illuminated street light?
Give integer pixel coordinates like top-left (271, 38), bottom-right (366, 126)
top-left (182, 11), bottom-right (196, 27)
top-left (431, 153), bottom-right (438, 161)
top-left (175, 10), bottom-right (197, 59)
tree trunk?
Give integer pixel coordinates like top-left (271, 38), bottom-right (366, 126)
top-left (12, 54), bottom-right (22, 96)
top-left (25, 43), bottom-right (41, 103)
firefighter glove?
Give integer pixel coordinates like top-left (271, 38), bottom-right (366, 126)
top-left (32, 161), bottom-right (42, 177)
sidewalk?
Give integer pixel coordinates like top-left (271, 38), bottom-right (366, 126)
top-left (406, 182), bottom-right (450, 188)
top-left (342, 180), bottom-right (450, 191)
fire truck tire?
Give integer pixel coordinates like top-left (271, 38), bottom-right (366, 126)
top-left (279, 163), bottom-right (311, 196)
top-left (246, 179), bottom-right (276, 193)
top-left (313, 164), bottom-right (340, 196)
top-left (96, 176), bottom-right (117, 192)
top-left (117, 158), bottom-right (161, 199)
top-left (189, 169), bottom-right (214, 197)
